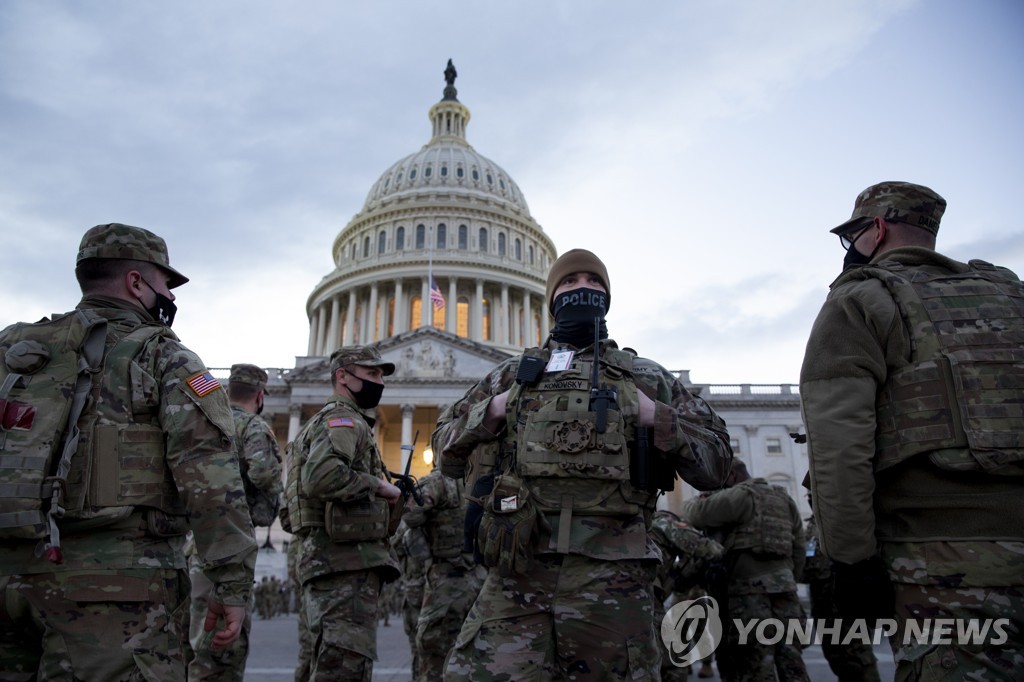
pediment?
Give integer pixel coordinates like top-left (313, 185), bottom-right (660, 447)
top-left (285, 327), bottom-right (511, 386)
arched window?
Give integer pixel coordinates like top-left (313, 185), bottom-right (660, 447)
top-left (498, 233), bottom-right (506, 257)
top-left (349, 243), bottom-right (356, 260)
top-left (441, 165), bottom-right (448, 177)
top-left (514, 238), bottom-right (522, 261)
top-left (424, 166), bottom-right (432, 178)
top-left (378, 230), bottom-right (386, 255)
top-left (479, 228), bottom-right (488, 253)
top-left (410, 297), bottom-right (423, 330)
top-left (363, 236), bottom-right (370, 258)
top-left (458, 225), bottom-right (468, 250)
top-left (387, 298), bottom-right (395, 337)
top-left (533, 311), bottom-right (542, 346)
top-left (528, 245), bottom-right (534, 265)
top-left (436, 224), bottom-right (446, 250)
top-left (396, 226), bottom-right (405, 250)
top-left (457, 166), bottom-right (464, 179)
top-left (416, 225), bottom-right (425, 249)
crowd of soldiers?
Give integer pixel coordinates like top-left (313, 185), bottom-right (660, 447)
top-left (3, 177), bottom-right (1022, 682)
top-left (255, 574), bottom-right (296, 620)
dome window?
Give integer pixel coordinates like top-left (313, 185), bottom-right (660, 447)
top-left (416, 224), bottom-right (426, 249)
top-left (498, 233), bottom-right (506, 256)
top-left (397, 172), bottom-right (404, 183)
top-left (457, 167), bottom-right (464, 178)
top-left (436, 224), bottom-right (447, 250)
top-left (410, 169), bottom-right (417, 180)
top-left (396, 226), bottom-right (405, 250)
top-left (384, 177), bottom-right (390, 189)
top-left (425, 166), bottom-right (433, 178)
top-left (441, 165), bottom-right (448, 177)
top-left (479, 227), bottom-right (488, 253)
top-left (500, 179), bottom-right (506, 190)
top-left (363, 236), bottom-right (371, 258)
top-left (458, 224), bottom-right (468, 249)
top-left (472, 169), bottom-right (480, 181)
top-left (378, 231), bottom-right (386, 255)
top-left (486, 173), bottom-right (493, 185)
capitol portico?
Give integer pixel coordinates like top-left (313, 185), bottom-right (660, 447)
top-left (247, 62), bottom-right (810, 529)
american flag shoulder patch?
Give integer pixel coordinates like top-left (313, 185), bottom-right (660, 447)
top-left (186, 371), bottom-right (221, 397)
top-left (328, 417), bottom-right (355, 428)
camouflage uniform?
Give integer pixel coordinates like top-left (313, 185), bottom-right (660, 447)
top-left (436, 248), bottom-right (733, 681)
top-left (0, 224), bottom-right (257, 681)
top-left (287, 536), bottom-right (313, 681)
top-left (801, 182), bottom-right (1024, 679)
top-left (403, 469), bottom-right (486, 682)
top-left (798, 515), bottom-right (880, 681)
top-left (650, 509), bottom-right (725, 681)
top-left (684, 477), bottom-right (809, 681)
top-left (391, 518), bottom-right (429, 681)
top-left (285, 346), bottom-right (400, 682)
top-left (189, 362), bottom-right (283, 681)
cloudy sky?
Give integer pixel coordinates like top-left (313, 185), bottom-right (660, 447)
top-left (2, 1), bottom-right (1021, 385)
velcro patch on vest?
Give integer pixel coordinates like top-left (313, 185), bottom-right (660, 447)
top-left (538, 379), bottom-right (588, 391)
top-left (328, 417), bottom-right (354, 428)
top-left (186, 371), bottom-right (221, 397)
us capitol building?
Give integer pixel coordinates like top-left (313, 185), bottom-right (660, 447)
top-left (227, 62), bottom-right (809, 535)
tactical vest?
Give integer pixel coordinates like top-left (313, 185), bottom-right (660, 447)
top-left (726, 479), bottom-right (792, 558)
top-left (234, 409), bottom-right (282, 527)
top-left (507, 345), bottom-right (658, 528)
top-left (428, 477), bottom-right (467, 560)
top-left (0, 311), bottom-right (183, 555)
top-left (285, 401), bottom-right (389, 543)
top-left (841, 260), bottom-right (1024, 474)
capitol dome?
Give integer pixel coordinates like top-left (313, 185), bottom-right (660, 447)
top-left (305, 61), bottom-right (558, 358)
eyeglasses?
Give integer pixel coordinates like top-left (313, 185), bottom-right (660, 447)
top-left (838, 226), bottom-right (870, 251)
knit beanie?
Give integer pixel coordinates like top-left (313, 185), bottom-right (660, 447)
top-left (545, 249), bottom-right (611, 313)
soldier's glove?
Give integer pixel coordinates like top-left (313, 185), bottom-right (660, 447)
top-left (831, 556), bottom-right (895, 627)
top-left (478, 473), bottom-right (537, 577)
top-left (464, 473), bottom-right (495, 564)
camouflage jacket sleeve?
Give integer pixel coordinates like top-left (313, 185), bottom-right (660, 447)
top-left (301, 399), bottom-right (382, 503)
top-left (152, 339), bottom-right (257, 606)
top-left (437, 356), bottom-right (520, 478)
top-left (633, 356), bottom-right (733, 490)
top-left (682, 486), bottom-right (753, 532)
top-left (236, 409), bottom-right (284, 494)
top-left (402, 470), bottom-right (454, 529)
top-left (800, 276), bottom-right (907, 564)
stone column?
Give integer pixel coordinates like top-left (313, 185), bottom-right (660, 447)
top-left (287, 403), bottom-right (303, 442)
top-left (394, 280), bottom-right (405, 334)
top-left (400, 404), bottom-right (415, 471)
top-left (500, 283), bottom-right (510, 345)
top-left (523, 289), bottom-right (533, 347)
top-left (474, 278), bottom-right (484, 341)
top-left (316, 305), bottom-right (328, 356)
top-left (307, 308), bottom-right (319, 356)
top-left (326, 295), bottom-right (341, 352)
top-left (343, 289), bottom-right (356, 346)
top-left (447, 276), bottom-right (457, 333)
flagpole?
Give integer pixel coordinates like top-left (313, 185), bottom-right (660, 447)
top-left (427, 225), bottom-right (433, 328)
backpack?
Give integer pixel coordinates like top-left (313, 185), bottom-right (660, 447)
top-left (0, 310), bottom-right (107, 562)
top-left (236, 411), bottom-right (282, 527)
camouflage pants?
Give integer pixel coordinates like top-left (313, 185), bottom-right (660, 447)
top-left (402, 577), bottom-right (425, 681)
top-left (891, 583), bottom-right (1024, 680)
top-left (809, 578), bottom-right (881, 681)
top-left (0, 568), bottom-right (189, 681)
top-left (723, 591), bottom-right (809, 682)
top-left (415, 561), bottom-right (484, 682)
top-left (295, 586), bottom-right (313, 682)
top-left (303, 569), bottom-right (382, 682)
top-left (445, 554), bottom-right (660, 681)
top-left (187, 554), bottom-right (253, 681)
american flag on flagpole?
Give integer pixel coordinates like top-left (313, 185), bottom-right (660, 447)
top-left (430, 278), bottom-right (446, 310)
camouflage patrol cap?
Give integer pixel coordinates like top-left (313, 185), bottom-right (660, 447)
top-left (77, 223), bottom-right (189, 288)
top-left (831, 181), bottom-right (946, 236)
top-left (330, 345), bottom-right (395, 376)
top-left (229, 363), bottom-right (268, 388)
top-left (545, 248), bottom-right (611, 314)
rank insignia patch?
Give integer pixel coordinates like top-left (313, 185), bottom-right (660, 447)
top-left (328, 417), bottom-right (355, 428)
top-left (186, 371), bottom-right (221, 397)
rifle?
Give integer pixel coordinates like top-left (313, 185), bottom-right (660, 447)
top-left (386, 431), bottom-right (424, 535)
top-left (589, 317), bottom-right (618, 433)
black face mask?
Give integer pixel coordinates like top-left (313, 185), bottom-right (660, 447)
top-left (141, 279), bottom-right (177, 328)
top-left (550, 287), bottom-right (608, 348)
top-left (349, 375), bottom-right (385, 410)
top-left (842, 228), bottom-right (880, 271)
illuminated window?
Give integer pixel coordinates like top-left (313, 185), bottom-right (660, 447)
top-left (387, 298), bottom-right (395, 337)
top-left (482, 298), bottom-right (491, 341)
top-left (410, 297), bottom-right (422, 329)
top-left (433, 298), bottom-right (445, 330)
top-left (533, 311), bottom-right (541, 346)
top-left (456, 296), bottom-right (469, 337)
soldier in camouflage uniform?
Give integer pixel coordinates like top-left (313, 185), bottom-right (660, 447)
top-left (188, 362), bottom-right (283, 680)
top-left (0, 223), bottom-right (257, 680)
top-left (684, 460), bottom-right (809, 681)
top-left (286, 535), bottom-right (313, 681)
top-left (404, 466), bottom-right (486, 681)
top-left (390, 517), bottom-right (429, 681)
top-left (801, 181), bottom-right (1024, 679)
top-left (649, 509), bottom-right (725, 681)
top-left (435, 249), bottom-right (733, 681)
top-left (285, 345), bottom-right (401, 681)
